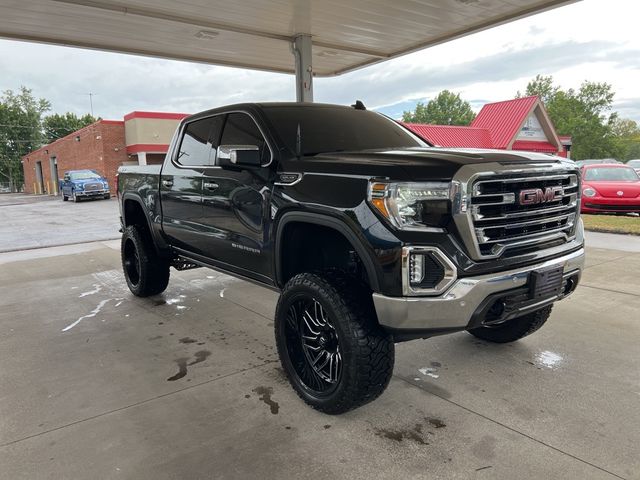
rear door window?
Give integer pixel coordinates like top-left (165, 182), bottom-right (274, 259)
top-left (177, 116), bottom-right (224, 166)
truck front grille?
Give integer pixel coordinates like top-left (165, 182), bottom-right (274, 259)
top-left (84, 182), bottom-right (102, 191)
top-left (465, 170), bottom-right (579, 259)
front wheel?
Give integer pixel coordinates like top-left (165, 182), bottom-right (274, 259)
top-left (121, 225), bottom-right (170, 297)
top-left (468, 305), bottom-right (552, 343)
top-left (72, 191), bottom-right (80, 202)
top-left (275, 272), bottom-right (394, 414)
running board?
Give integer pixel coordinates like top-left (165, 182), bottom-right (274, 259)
top-left (171, 257), bottom-right (201, 271)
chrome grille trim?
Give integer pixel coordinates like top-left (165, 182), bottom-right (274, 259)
top-left (452, 161), bottom-right (581, 260)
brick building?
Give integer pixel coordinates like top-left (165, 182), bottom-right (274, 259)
top-left (22, 111), bottom-right (188, 195)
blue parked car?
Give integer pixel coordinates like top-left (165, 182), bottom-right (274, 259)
top-left (60, 169), bottom-right (111, 202)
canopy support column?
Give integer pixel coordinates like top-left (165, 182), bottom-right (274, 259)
top-left (292, 34), bottom-right (313, 102)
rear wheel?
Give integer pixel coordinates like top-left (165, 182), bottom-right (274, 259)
top-left (468, 305), bottom-right (552, 343)
top-left (121, 225), bottom-right (170, 297)
top-left (275, 272), bottom-right (394, 414)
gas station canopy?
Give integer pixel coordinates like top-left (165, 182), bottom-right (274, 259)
top-left (0, 0), bottom-right (577, 100)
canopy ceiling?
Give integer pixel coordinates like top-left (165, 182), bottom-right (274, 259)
top-left (0, 0), bottom-right (577, 76)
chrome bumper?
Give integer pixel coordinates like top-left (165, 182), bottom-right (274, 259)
top-left (76, 189), bottom-right (109, 196)
top-left (372, 248), bottom-right (585, 331)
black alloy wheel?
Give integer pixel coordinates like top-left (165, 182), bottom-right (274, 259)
top-left (284, 297), bottom-right (342, 395)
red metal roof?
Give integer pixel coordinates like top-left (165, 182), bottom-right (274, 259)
top-left (512, 140), bottom-right (558, 153)
top-left (404, 123), bottom-right (493, 148)
top-left (471, 96), bottom-right (538, 149)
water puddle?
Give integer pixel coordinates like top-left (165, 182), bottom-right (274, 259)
top-left (534, 350), bottom-right (564, 369)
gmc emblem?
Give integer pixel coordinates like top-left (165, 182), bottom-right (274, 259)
top-left (519, 186), bottom-right (563, 205)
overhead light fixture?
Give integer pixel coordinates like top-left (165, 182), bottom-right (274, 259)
top-left (318, 50), bottom-right (340, 57)
top-left (195, 30), bottom-right (220, 40)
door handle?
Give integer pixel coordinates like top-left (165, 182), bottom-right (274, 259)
top-left (162, 179), bottom-right (173, 188)
top-left (203, 182), bottom-right (219, 190)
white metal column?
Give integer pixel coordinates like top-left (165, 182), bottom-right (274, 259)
top-left (137, 152), bottom-right (147, 165)
top-left (292, 34), bottom-right (313, 102)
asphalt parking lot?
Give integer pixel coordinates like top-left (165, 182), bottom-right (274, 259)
top-left (0, 194), bottom-right (639, 479)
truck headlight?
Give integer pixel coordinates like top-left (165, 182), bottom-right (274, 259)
top-left (368, 181), bottom-right (450, 230)
top-left (582, 187), bottom-right (596, 197)
top-left (103, 182), bottom-right (109, 189)
top-left (75, 184), bottom-right (84, 190)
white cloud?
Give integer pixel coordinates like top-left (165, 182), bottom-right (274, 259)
top-left (0, 0), bottom-right (639, 121)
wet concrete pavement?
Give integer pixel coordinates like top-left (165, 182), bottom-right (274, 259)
top-left (0, 193), bottom-right (119, 252)
top-left (0, 236), bottom-right (638, 479)
top-left (0, 195), bottom-right (638, 478)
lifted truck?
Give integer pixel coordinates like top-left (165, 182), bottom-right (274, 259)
top-left (117, 102), bottom-right (585, 414)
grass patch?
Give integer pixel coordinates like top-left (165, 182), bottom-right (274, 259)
top-left (582, 214), bottom-right (640, 235)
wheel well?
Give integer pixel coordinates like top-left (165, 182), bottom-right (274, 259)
top-left (278, 222), bottom-right (371, 289)
top-left (123, 199), bottom-right (150, 235)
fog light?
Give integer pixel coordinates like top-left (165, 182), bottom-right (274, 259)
top-left (402, 247), bottom-right (457, 296)
top-left (409, 254), bottom-right (425, 285)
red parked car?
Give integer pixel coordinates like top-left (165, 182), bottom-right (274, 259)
top-left (580, 164), bottom-right (640, 214)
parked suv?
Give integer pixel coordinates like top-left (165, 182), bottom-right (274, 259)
top-left (117, 102), bottom-right (585, 414)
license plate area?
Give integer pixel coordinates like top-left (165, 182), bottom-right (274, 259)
top-left (529, 266), bottom-right (564, 299)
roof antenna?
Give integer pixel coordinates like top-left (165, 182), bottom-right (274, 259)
top-left (351, 100), bottom-right (366, 110)
top-left (296, 123), bottom-right (302, 158)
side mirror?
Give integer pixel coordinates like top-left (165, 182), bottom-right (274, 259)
top-left (63, 175), bottom-right (70, 182)
top-left (217, 145), bottom-right (261, 168)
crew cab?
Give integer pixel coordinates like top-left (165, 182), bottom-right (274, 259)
top-left (61, 169), bottom-right (111, 202)
top-left (117, 102), bottom-right (585, 414)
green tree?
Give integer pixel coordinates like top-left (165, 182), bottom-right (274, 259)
top-left (611, 117), bottom-right (640, 161)
top-left (517, 74), bottom-right (559, 105)
top-left (0, 87), bottom-right (50, 190)
top-left (43, 112), bottom-right (98, 144)
top-left (402, 90), bottom-right (476, 125)
top-left (518, 76), bottom-right (621, 160)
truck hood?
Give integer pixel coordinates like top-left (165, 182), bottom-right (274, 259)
top-left (287, 147), bottom-right (571, 181)
top-left (72, 178), bottom-right (106, 186)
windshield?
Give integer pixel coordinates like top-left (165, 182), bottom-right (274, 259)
top-left (584, 167), bottom-right (639, 182)
top-left (69, 171), bottom-right (101, 180)
top-left (262, 105), bottom-right (428, 156)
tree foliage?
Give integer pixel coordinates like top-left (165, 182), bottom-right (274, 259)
top-left (0, 87), bottom-right (50, 190)
top-left (402, 90), bottom-right (476, 125)
top-left (43, 112), bottom-right (98, 144)
top-left (517, 75), bottom-right (627, 160)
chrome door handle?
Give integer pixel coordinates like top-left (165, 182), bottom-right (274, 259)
top-left (162, 179), bottom-right (173, 188)
top-left (203, 182), bottom-right (219, 190)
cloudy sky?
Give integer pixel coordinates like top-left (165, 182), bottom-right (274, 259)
top-left (1, 0), bottom-right (638, 122)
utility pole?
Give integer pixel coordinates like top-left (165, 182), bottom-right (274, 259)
top-left (84, 92), bottom-right (97, 116)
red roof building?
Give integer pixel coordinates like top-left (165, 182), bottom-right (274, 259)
top-left (405, 96), bottom-right (571, 158)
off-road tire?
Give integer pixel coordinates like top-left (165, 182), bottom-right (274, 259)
top-left (62, 195), bottom-right (68, 201)
top-left (72, 191), bottom-right (80, 202)
top-left (104, 193), bottom-right (111, 200)
top-left (275, 271), bottom-right (394, 414)
top-left (121, 225), bottom-right (170, 297)
top-left (468, 305), bottom-right (553, 343)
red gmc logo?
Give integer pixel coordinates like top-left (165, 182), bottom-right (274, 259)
top-left (519, 186), bottom-right (563, 205)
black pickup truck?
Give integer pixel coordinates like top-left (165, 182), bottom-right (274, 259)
top-left (117, 102), bottom-right (585, 414)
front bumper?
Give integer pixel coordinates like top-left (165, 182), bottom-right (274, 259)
top-left (373, 248), bottom-right (585, 331)
top-left (581, 197), bottom-right (640, 213)
top-left (76, 189), bottom-right (110, 197)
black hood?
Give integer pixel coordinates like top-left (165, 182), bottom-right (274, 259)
top-left (280, 147), bottom-right (573, 181)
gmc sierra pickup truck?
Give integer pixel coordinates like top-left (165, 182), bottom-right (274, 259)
top-left (117, 102), bottom-right (585, 414)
